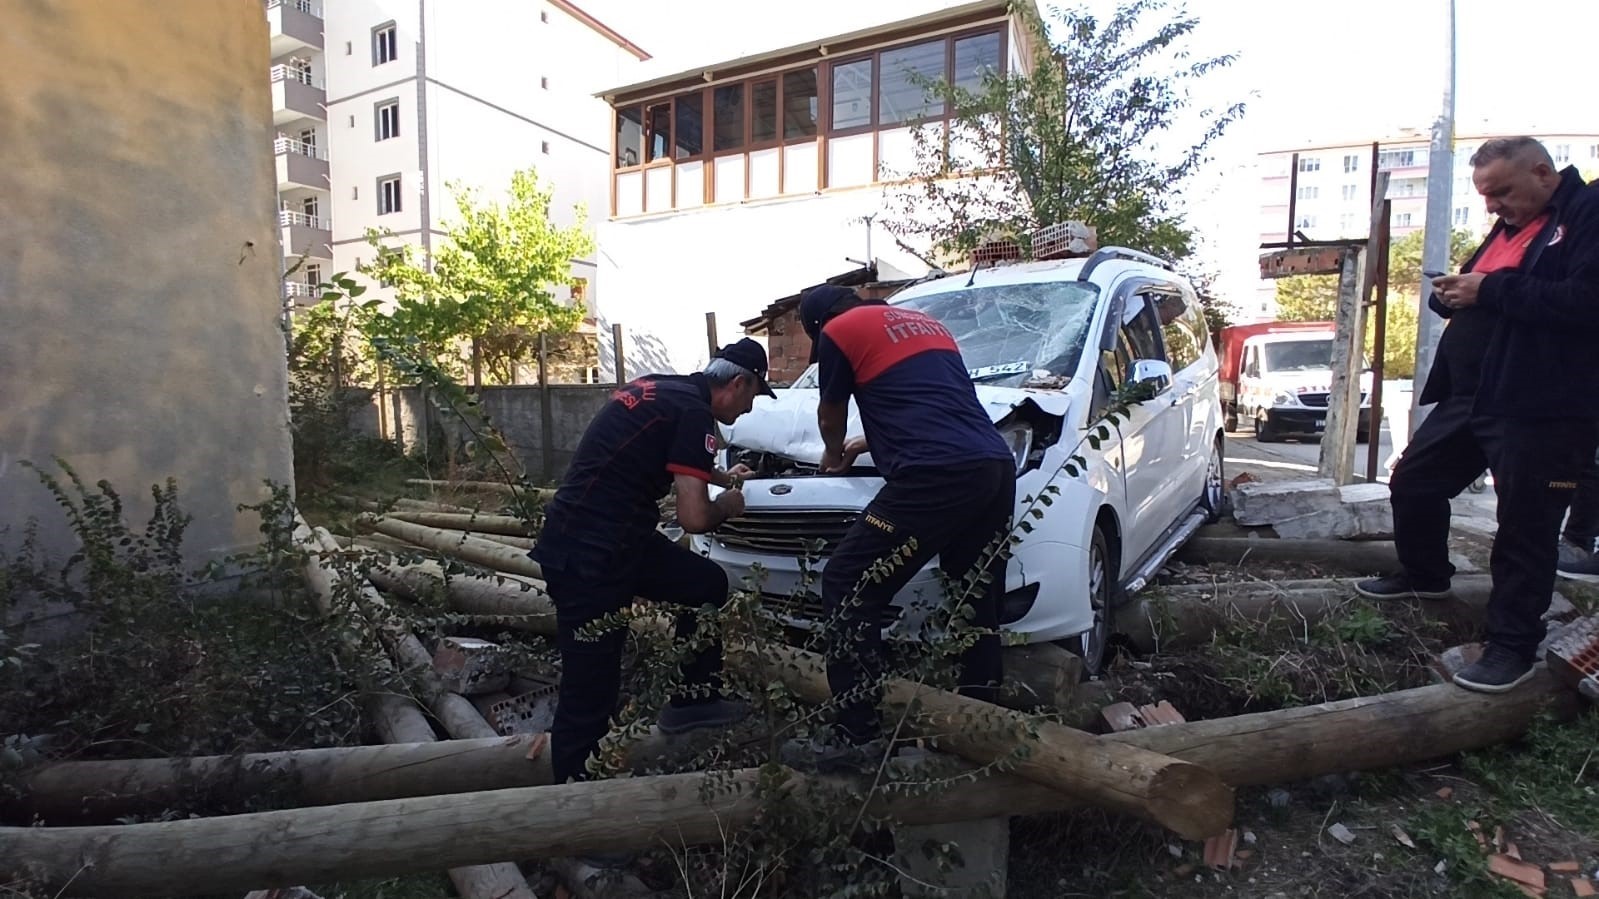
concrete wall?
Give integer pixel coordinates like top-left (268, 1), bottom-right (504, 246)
top-left (0, 0), bottom-right (293, 567)
top-left (367, 385), bottom-right (614, 482)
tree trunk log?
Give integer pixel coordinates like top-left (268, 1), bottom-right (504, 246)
top-left (1176, 536), bottom-right (1399, 572)
top-left (392, 497), bottom-right (478, 514)
top-left (2, 671), bottom-right (1578, 896)
top-left (365, 693), bottom-right (437, 744)
top-left (366, 559), bottom-right (556, 635)
top-left (405, 479), bottom-right (555, 502)
top-left (1116, 574), bottom-right (1496, 652)
top-left (998, 643), bottom-right (1083, 711)
top-left (755, 644), bottom-right (1233, 840)
top-left (369, 518), bottom-right (543, 579)
top-left (388, 511), bottom-right (534, 537)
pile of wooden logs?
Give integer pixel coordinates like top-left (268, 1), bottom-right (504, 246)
top-left (0, 514), bottom-right (1590, 898)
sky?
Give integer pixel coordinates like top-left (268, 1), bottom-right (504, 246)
top-left (582, 0), bottom-right (1599, 297)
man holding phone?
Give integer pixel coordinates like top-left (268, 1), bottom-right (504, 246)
top-left (1356, 137), bottom-right (1599, 692)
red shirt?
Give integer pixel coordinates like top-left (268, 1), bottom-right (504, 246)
top-left (1473, 213), bottom-right (1549, 274)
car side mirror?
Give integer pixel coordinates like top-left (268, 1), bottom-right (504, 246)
top-left (1129, 359), bottom-right (1173, 397)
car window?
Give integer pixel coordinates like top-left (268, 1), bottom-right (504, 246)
top-left (1150, 289), bottom-right (1200, 372)
top-left (1121, 299), bottom-right (1163, 368)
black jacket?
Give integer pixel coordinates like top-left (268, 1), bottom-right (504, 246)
top-left (1420, 166), bottom-right (1599, 418)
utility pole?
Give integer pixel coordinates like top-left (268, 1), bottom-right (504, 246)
top-left (1409, 0), bottom-right (1457, 438)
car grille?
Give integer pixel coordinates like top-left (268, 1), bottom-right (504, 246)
top-left (715, 510), bottom-right (858, 556)
top-left (1297, 392), bottom-right (1368, 408)
top-left (759, 591), bottom-right (903, 627)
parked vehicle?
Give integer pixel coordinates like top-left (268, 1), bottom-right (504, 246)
top-left (691, 247), bottom-right (1226, 674)
top-left (1216, 321), bottom-right (1371, 443)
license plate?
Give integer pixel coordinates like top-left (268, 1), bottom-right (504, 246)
top-left (1314, 418), bottom-right (1326, 428)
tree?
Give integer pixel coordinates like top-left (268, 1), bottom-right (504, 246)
top-left (1273, 228), bottom-right (1478, 377)
top-left (883, 0), bottom-right (1244, 262)
top-left (361, 169), bottom-right (594, 387)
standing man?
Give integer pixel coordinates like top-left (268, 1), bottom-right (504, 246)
top-left (1355, 137), bottom-right (1599, 692)
top-left (532, 339), bottom-right (774, 783)
top-left (784, 283), bottom-right (1016, 770)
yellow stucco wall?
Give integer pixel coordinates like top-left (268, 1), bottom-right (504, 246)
top-left (0, 1), bottom-right (294, 567)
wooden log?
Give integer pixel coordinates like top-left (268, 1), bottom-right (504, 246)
top-left (998, 643), bottom-right (1082, 710)
top-left (365, 693), bottom-right (437, 744)
top-left (3, 672), bottom-right (1578, 896)
top-left (370, 518), bottom-right (543, 579)
top-left (389, 511), bottom-right (535, 537)
top-left (1117, 574), bottom-right (1497, 652)
top-left (405, 478), bottom-right (554, 502)
top-left (756, 644), bottom-right (1232, 840)
top-left (366, 560), bottom-right (556, 637)
top-left (1175, 536), bottom-right (1398, 572)
top-left (392, 497), bottom-right (479, 514)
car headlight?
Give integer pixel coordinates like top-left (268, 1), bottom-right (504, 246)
top-left (1272, 391), bottom-right (1297, 407)
top-left (998, 422), bottom-right (1033, 473)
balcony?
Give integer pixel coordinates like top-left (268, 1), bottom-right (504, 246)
top-left (282, 280), bottom-right (323, 307)
top-left (279, 209), bottom-right (332, 261)
top-left (270, 65), bottom-right (325, 125)
top-left (266, 0), bottom-right (323, 56)
top-left (274, 137), bottom-right (329, 191)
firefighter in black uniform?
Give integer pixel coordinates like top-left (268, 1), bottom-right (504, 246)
top-left (1356, 137), bottom-right (1599, 692)
top-left (531, 339), bottom-right (774, 783)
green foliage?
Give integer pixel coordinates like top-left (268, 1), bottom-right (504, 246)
top-left (1461, 712), bottom-right (1599, 836)
top-left (885, 0), bottom-right (1245, 261)
top-left (361, 168), bottom-right (594, 386)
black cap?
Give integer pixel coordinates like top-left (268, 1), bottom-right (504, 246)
top-left (798, 284), bottom-right (861, 364)
top-left (714, 337), bottom-right (776, 397)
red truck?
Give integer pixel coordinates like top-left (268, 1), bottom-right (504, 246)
top-left (1217, 321), bottom-right (1371, 442)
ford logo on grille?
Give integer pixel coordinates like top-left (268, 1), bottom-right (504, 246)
top-left (769, 483), bottom-right (793, 495)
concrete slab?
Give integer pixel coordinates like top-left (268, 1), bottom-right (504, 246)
top-left (1231, 478), bottom-right (1341, 527)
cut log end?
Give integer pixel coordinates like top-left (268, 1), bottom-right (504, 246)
top-left (1147, 764), bottom-right (1237, 841)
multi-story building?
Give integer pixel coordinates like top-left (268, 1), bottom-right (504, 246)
top-left (266, 0), bottom-right (648, 321)
top-left (594, 0), bottom-right (1039, 379)
top-left (1250, 130), bottom-right (1599, 318)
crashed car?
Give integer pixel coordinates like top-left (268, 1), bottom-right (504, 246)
top-left (694, 247), bottom-right (1226, 673)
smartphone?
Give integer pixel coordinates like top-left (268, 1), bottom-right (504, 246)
top-left (1423, 269), bottom-right (1448, 279)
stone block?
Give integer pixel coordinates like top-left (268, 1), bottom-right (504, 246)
top-left (892, 800), bottom-right (1008, 896)
top-left (1269, 508), bottom-right (1357, 540)
top-left (1340, 482), bottom-right (1394, 539)
top-left (432, 636), bottom-right (511, 696)
top-left (1231, 478), bottom-right (1341, 527)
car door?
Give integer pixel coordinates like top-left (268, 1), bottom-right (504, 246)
top-left (1099, 283), bottom-right (1187, 567)
top-left (1149, 284), bottom-right (1213, 489)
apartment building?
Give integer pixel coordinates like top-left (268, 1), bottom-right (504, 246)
top-left (1248, 130), bottom-right (1599, 317)
top-left (266, 0), bottom-right (648, 315)
top-left (594, 0), bottom-right (1039, 378)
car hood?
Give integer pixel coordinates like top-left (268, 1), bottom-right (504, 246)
top-left (724, 386), bottom-right (1072, 464)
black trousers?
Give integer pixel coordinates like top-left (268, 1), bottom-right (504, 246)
top-left (1389, 396), bottom-right (1599, 660)
top-left (543, 532), bottom-right (729, 783)
top-left (820, 458), bottom-right (1016, 743)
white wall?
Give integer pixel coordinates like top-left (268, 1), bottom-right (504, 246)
top-left (596, 189), bottom-right (934, 379)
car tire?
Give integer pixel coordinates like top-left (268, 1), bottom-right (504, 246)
top-left (1201, 436), bottom-right (1226, 523)
top-left (1224, 408), bottom-right (1239, 433)
top-left (1072, 525), bottom-right (1115, 677)
top-left (1255, 411), bottom-right (1281, 443)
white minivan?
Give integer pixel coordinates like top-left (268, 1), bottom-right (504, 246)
top-left (694, 247), bottom-right (1225, 674)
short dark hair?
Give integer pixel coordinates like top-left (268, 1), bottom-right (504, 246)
top-left (1470, 136), bottom-right (1554, 169)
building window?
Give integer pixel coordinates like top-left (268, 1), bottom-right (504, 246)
top-left (1339, 213), bottom-right (1355, 234)
top-left (1554, 143), bottom-right (1571, 164)
top-left (783, 69), bottom-right (819, 140)
top-left (304, 263), bottom-right (322, 287)
top-left (880, 40), bottom-right (946, 125)
top-left (1341, 184), bottom-right (1358, 201)
top-left (645, 102), bottom-right (671, 162)
top-left (375, 99), bottom-right (400, 141)
top-left (674, 92), bottom-right (703, 158)
top-left (954, 32), bottom-right (1001, 90)
top-left (831, 57), bottom-right (873, 131)
top-left (541, 10), bottom-right (549, 22)
top-left (541, 140), bottom-right (551, 154)
top-left (751, 79), bottom-right (778, 143)
top-left (1343, 154), bottom-right (1360, 173)
top-left (1378, 148), bottom-right (1425, 170)
top-left (571, 278), bottom-right (588, 304)
top-left (1298, 156), bottom-right (1321, 173)
top-left (373, 23), bottom-right (398, 66)
top-left (1295, 215), bottom-right (1317, 229)
top-left (1590, 143), bottom-right (1599, 159)
top-left (1296, 185), bottom-right (1318, 200)
top-left (541, 76), bottom-right (549, 90)
top-left (378, 175), bottom-right (402, 214)
top-left (1394, 212), bottom-right (1413, 227)
top-left (713, 84), bottom-right (745, 152)
top-left (615, 105), bottom-right (643, 167)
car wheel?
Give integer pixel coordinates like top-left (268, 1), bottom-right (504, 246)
top-left (1073, 525), bottom-right (1114, 677)
top-left (1201, 437), bottom-right (1226, 522)
top-left (1255, 411), bottom-right (1281, 443)
top-left (1224, 408), bottom-right (1239, 432)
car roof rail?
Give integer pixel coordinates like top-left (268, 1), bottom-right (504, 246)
top-left (1075, 246), bottom-right (1177, 282)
